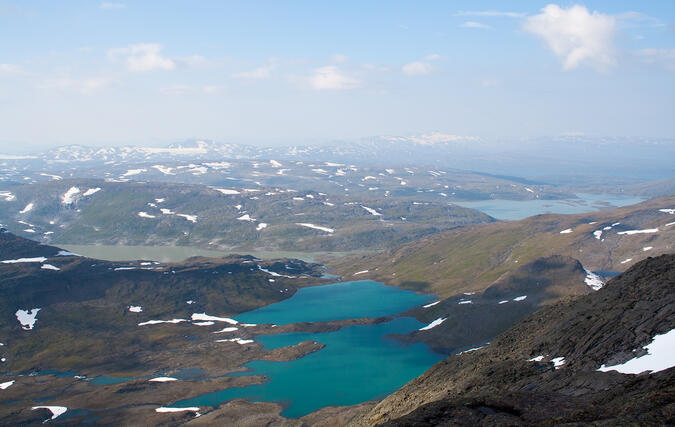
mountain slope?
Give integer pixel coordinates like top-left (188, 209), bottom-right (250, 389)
top-left (400, 255), bottom-right (596, 354)
top-left (0, 179), bottom-right (492, 252)
top-left (330, 196), bottom-right (675, 297)
top-left (0, 231), bottom-right (325, 373)
top-left (355, 254), bottom-right (675, 425)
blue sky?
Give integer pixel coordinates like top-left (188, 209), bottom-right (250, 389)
top-left (1, 1), bottom-right (674, 150)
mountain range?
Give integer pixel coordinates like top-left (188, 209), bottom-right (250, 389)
top-left (3, 135), bottom-right (674, 182)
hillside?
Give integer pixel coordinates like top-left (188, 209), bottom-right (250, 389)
top-left (399, 255), bottom-right (597, 354)
top-left (0, 179), bottom-right (492, 252)
top-left (354, 254), bottom-right (675, 425)
top-left (0, 231), bottom-right (328, 373)
top-left (330, 196), bottom-right (675, 297)
top-left (0, 232), bottom-right (365, 425)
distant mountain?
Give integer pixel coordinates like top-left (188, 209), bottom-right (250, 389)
top-left (355, 254), bottom-right (675, 425)
top-left (0, 178), bottom-right (493, 252)
top-left (330, 196), bottom-right (675, 297)
top-left (2, 135), bottom-right (674, 181)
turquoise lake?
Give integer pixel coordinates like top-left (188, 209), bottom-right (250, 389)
top-left (175, 280), bottom-right (443, 418)
top-left (454, 193), bottom-right (644, 221)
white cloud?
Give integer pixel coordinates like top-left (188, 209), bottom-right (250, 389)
top-left (203, 85), bottom-right (226, 94)
top-left (615, 11), bottom-right (664, 29)
top-left (361, 63), bottom-right (389, 72)
top-left (424, 54), bottom-right (441, 61)
top-left (460, 21), bottom-right (492, 29)
top-left (402, 61), bottom-right (433, 76)
top-left (39, 76), bottom-right (113, 93)
top-left (331, 53), bottom-right (348, 63)
top-left (231, 59), bottom-right (277, 79)
top-left (636, 48), bottom-right (675, 70)
top-left (454, 10), bottom-right (525, 18)
top-left (0, 64), bottom-right (21, 74)
top-left (176, 55), bottom-right (206, 68)
top-left (100, 2), bottom-right (125, 10)
top-left (107, 43), bottom-right (176, 72)
top-left (159, 84), bottom-right (192, 95)
top-left (309, 66), bottom-right (360, 90)
top-left (523, 4), bottom-right (617, 71)
top-left (80, 77), bottom-right (114, 93)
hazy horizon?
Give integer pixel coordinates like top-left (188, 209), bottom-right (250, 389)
top-left (1, 1), bottom-right (674, 151)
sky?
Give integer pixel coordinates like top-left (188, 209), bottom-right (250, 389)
top-left (1, 1), bottom-right (674, 151)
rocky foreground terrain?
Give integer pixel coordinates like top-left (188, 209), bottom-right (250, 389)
top-left (354, 254), bottom-right (675, 425)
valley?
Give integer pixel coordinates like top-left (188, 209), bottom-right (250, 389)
top-left (0, 141), bottom-right (672, 426)
top-left (5, 3), bottom-right (675, 424)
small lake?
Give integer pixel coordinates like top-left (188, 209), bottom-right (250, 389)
top-left (454, 193), bottom-right (644, 221)
top-left (174, 280), bottom-right (442, 418)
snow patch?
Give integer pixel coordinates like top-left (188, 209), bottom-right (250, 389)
top-left (156, 407), bottom-right (200, 413)
top-left (213, 327), bottom-right (239, 333)
top-left (191, 313), bottom-right (238, 324)
top-left (138, 319), bottom-right (187, 326)
top-left (0, 191), bottom-right (16, 201)
top-left (296, 223), bottom-right (334, 233)
top-left (419, 317), bottom-right (446, 331)
top-left (41, 264), bottom-right (60, 271)
top-left (551, 357), bottom-right (566, 369)
top-left (584, 270), bottom-right (604, 291)
top-left (16, 308), bottom-right (40, 330)
top-left (32, 406), bottom-right (67, 421)
top-left (423, 301), bottom-right (440, 308)
top-left (361, 206), bottom-right (382, 216)
top-left (61, 187), bottom-right (80, 204)
top-left (2, 257), bottom-right (47, 264)
top-left (256, 222), bottom-right (268, 231)
top-left (57, 250), bottom-right (80, 257)
top-left (19, 203), bottom-right (34, 214)
top-left (138, 212), bottom-right (156, 219)
top-left (149, 377), bottom-right (177, 382)
top-left (216, 338), bottom-right (254, 345)
top-left (457, 345), bottom-right (485, 355)
top-left (39, 173), bottom-right (62, 180)
top-left (598, 328), bottom-right (675, 374)
top-left (121, 168), bottom-right (146, 177)
top-left (617, 228), bottom-right (659, 235)
top-left (128, 306), bottom-right (143, 313)
top-left (176, 214), bottom-right (197, 223)
top-left (513, 295), bottom-right (527, 302)
top-left (0, 380), bottom-right (14, 389)
top-left (214, 188), bottom-right (240, 195)
top-left (152, 165), bottom-right (175, 175)
top-left (83, 187), bottom-right (101, 196)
